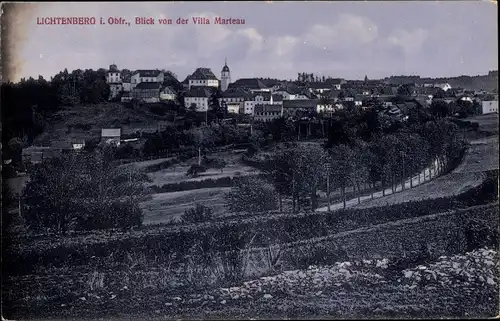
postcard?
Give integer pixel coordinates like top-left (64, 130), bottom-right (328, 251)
top-left (1, 1), bottom-right (499, 320)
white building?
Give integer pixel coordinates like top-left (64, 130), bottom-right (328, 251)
top-left (482, 100), bottom-right (498, 114)
top-left (188, 68), bottom-right (219, 89)
top-left (274, 88), bottom-right (297, 100)
top-left (242, 93), bottom-right (284, 115)
top-left (160, 86), bottom-right (177, 101)
top-left (435, 83), bottom-right (452, 92)
top-left (130, 70), bottom-right (165, 90)
top-left (101, 128), bottom-right (121, 146)
top-left (106, 64), bottom-right (123, 100)
top-left (221, 59), bottom-right (231, 92)
top-left (184, 86), bottom-right (213, 111)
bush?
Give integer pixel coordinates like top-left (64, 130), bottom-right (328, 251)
top-left (225, 176), bottom-right (279, 213)
top-left (181, 204), bottom-right (214, 223)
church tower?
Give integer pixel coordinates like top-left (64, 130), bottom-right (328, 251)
top-left (221, 57), bottom-right (231, 92)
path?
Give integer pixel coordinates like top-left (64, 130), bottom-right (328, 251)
top-left (316, 159), bottom-right (440, 212)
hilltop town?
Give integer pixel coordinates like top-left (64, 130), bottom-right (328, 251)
top-left (2, 61), bottom-right (499, 320)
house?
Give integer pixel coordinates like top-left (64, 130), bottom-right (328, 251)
top-left (160, 86), bottom-right (177, 101)
top-left (316, 102), bottom-right (336, 113)
top-left (482, 100), bottom-right (498, 114)
top-left (101, 128), bottom-right (121, 146)
top-left (254, 104), bottom-right (282, 122)
top-left (71, 140), bottom-right (86, 151)
top-left (184, 86), bottom-right (213, 111)
top-left (188, 68), bottom-right (219, 89)
top-left (228, 78), bottom-right (269, 93)
top-left (242, 92), bottom-right (283, 115)
top-left (282, 99), bottom-right (319, 117)
top-left (308, 82), bottom-right (332, 94)
top-left (295, 90), bottom-right (317, 100)
top-left (121, 92), bottom-right (132, 103)
top-left (274, 87), bottom-right (299, 100)
top-left (435, 83), bottom-right (452, 92)
top-left (130, 70), bottom-right (165, 90)
top-left (218, 88), bottom-right (250, 114)
top-left (324, 78), bottom-right (344, 90)
top-left (121, 70), bottom-right (132, 92)
top-left (131, 82), bottom-right (162, 103)
top-left (106, 64), bottom-right (123, 100)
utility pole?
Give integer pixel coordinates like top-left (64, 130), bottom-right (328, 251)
top-left (324, 162), bottom-right (332, 212)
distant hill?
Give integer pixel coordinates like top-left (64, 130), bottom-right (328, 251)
top-left (383, 71), bottom-right (498, 92)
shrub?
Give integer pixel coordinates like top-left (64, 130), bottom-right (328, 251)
top-left (225, 176), bottom-right (279, 213)
top-left (181, 204), bottom-right (214, 223)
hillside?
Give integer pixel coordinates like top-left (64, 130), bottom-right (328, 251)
top-left (32, 103), bottom-right (170, 146)
top-left (384, 71), bottom-right (498, 92)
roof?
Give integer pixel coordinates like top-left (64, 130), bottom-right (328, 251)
top-left (134, 82), bottom-right (162, 90)
top-left (185, 86), bottom-right (213, 98)
top-left (282, 99), bottom-right (319, 109)
top-left (325, 78), bottom-right (344, 85)
top-left (229, 78), bottom-right (268, 90)
top-left (222, 63), bottom-right (230, 72)
top-left (162, 86), bottom-right (177, 94)
top-left (133, 70), bottom-right (162, 78)
top-left (190, 67), bottom-right (218, 80)
top-left (254, 104), bottom-right (282, 113)
top-left (101, 128), bottom-right (121, 137)
top-left (222, 88), bottom-right (251, 98)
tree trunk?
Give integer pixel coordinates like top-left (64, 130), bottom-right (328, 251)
top-left (279, 195), bottom-right (283, 213)
top-left (310, 190), bottom-right (317, 211)
top-left (382, 179), bottom-right (386, 196)
top-left (356, 184), bottom-right (361, 204)
top-left (198, 147), bottom-right (201, 165)
top-left (342, 187), bottom-right (346, 209)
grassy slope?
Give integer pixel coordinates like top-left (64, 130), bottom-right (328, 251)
top-left (32, 103), bottom-right (168, 145)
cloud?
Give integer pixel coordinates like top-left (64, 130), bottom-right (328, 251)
top-left (387, 28), bottom-right (429, 56)
top-left (13, 2), bottom-right (498, 81)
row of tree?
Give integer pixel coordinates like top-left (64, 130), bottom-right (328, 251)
top-left (228, 118), bottom-right (466, 213)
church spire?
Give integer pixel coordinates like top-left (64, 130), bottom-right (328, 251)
top-left (225, 56), bottom-right (227, 66)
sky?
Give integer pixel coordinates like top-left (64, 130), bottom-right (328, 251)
top-left (5, 1), bottom-right (499, 82)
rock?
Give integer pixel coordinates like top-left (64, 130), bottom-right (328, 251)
top-left (110, 295), bottom-right (117, 300)
top-left (165, 302), bottom-right (173, 306)
top-left (79, 297), bottom-right (86, 301)
top-left (315, 291), bottom-right (323, 296)
top-left (232, 295), bottom-right (240, 300)
top-left (263, 294), bottom-right (273, 299)
top-left (220, 300), bottom-right (227, 305)
top-left (173, 297), bottom-right (182, 301)
top-left (155, 310), bottom-right (160, 314)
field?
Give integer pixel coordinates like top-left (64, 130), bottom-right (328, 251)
top-left (144, 151), bottom-right (259, 187)
top-left (136, 150), bottom-right (260, 224)
top-left (140, 188), bottom-right (231, 224)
